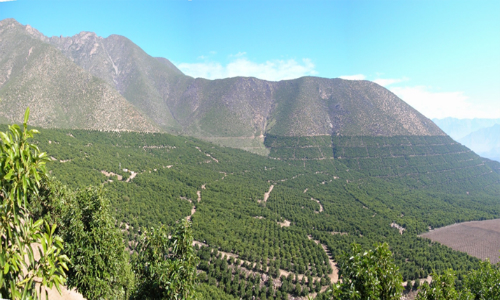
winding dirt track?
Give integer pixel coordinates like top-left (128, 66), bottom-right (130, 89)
top-left (263, 185), bottom-right (274, 202)
top-left (307, 235), bottom-right (339, 284)
top-left (311, 198), bottom-right (324, 212)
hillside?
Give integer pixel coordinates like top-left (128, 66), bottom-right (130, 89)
top-left (6, 125), bottom-right (497, 299)
top-left (1, 19), bottom-right (444, 155)
top-left (0, 19), bottom-right (158, 132)
top-left (3, 18), bottom-right (500, 298)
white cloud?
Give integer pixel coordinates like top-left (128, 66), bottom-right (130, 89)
top-left (373, 77), bottom-right (409, 87)
top-left (390, 85), bottom-right (500, 119)
top-left (339, 74), bottom-right (366, 80)
top-left (229, 52), bottom-right (247, 58)
top-left (177, 57), bottom-right (317, 81)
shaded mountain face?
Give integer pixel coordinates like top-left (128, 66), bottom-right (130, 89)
top-left (1, 19), bottom-right (444, 153)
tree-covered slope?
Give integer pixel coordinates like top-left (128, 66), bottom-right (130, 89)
top-left (265, 135), bottom-right (500, 195)
top-left (6, 125), bottom-right (498, 298)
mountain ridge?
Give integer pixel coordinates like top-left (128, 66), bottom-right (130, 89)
top-left (0, 19), bottom-right (159, 132)
top-left (1, 19), bottom-right (445, 154)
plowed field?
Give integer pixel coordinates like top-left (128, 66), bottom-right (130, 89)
top-left (420, 219), bottom-right (500, 263)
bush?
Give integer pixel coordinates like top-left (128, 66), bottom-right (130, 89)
top-left (330, 242), bottom-right (403, 300)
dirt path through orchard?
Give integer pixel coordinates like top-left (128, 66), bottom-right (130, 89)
top-left (263, 185), bottom-right (274, 202)
top-left (311, 198), bottom-right (324, 212)
top-left (307, 235), bottom-right (339, 284)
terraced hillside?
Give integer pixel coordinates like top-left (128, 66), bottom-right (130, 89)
top-left (265, 135), bottom-right (500, 195)
top-left (8, 125), bottom-right (499, 299)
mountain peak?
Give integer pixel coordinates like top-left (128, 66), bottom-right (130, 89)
top-left (0, 20), bottom-right (445, 154)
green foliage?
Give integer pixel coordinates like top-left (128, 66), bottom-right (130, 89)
top-left (415, 269), bottom-right (470, 300)
top-left (133, 219), bottom-right (198, 299)
top-left (196, 282), bottom-right (237, 300)
top-left (0, 108), bottom-right (69, 299)
top-left (61, 186), bottom-right (133, 299)
top-left (462, 260), bottom-right (500, 299)
top-left (0, 108), bottom-right (48, 208)
top-left (330, 242), bottom-right (403, 300)
top-left (4, 125), bottom-right (500, 298)
top-left (416, 262), bottom-right (500, 300)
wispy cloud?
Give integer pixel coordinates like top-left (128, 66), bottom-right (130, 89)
top-left (338, 74), bottom-right (496, 118)
top-left (229, 52), bottom-right (246, 58)
top-left (177, 57), bottom-right (317, 81)
top-left (389, 85), bottom-right (499, 119)
top-left (340, 74), bottom-right (408, 87)
top-left (373, 77), bottom-right (409, 87)
top-left (339, 74), bottom-right (366, 80)
top-left (0, 0), bottom-right (17, 2)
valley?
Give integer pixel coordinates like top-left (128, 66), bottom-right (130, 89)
top-left (0, 16), bottom-right (499, 300)
top-left (8, 125), bottom-right (498, 299)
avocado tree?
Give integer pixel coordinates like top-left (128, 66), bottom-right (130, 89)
top-left (133, 219), bottom-right (199, 299)
top-left (0, 108), bottom-right (69, 299)
top-left (62, 186), bottom-right (134, 299)
top-left (330, 242), bottom-right (403, 300)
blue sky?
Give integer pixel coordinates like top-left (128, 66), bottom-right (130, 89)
top-left (1, 0), bottom-right (499, 119)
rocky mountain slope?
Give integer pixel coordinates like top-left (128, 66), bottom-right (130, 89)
top-left (1, 19), bottom-right (444, 153)
top-left (0, 19), bottom-right (159, 132)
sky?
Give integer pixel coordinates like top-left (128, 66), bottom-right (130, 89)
top-left (1, 0), bottom-right (499, 119)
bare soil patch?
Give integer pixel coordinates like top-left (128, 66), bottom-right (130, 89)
top-left (187, 205), bottom-right (196, 221)
top-left (277, 219), bottom-right (291, 227)
top-left (101, 170), bottom-right (122, 181)
top-left (332, 231), bottom-right (348, 236)
top-left (420, 219), bottom-right (500, 263)
top-left (125, 171), bottom-right (136, 182)
top-left (40, 286), bottom-right (85, 300)
top-left (263, 185), bottom-right (274, 202)
top-left (391, 222), bottom-right (406, 234)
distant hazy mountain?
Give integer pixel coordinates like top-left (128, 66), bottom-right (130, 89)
top-left (1, 19), bottom-right (444, 154)
top-left (432, 117), bottom-right (500, 140)
top-left (459, 124), bottom-right (500, 162)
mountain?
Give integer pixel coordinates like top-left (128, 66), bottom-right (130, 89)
top-left (432, 117), bottom-right (500, 140)
top-left (0, 19), bottom-right (159, 132)
top-left (0, 19), bottom-right (443, 155)
top-left (459, 124), bottom-right (500, 162)
top-left (2, 18), bottom-right (500, 300)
